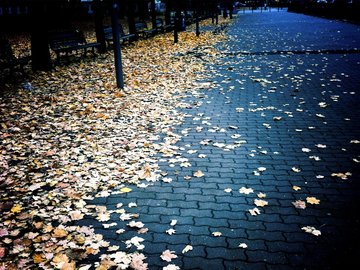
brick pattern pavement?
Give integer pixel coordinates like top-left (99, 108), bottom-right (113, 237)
top-left (84, 12), bottom-right (360, 270)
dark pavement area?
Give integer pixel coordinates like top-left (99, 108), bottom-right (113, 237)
top-left (84, 11), bottom-right (360, 270)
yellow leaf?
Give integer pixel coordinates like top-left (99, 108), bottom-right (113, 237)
top-left (306, 197), bottom-right (320, 205)
top-left (33, 253), bottom-right (45, 263)
top-left (120, 187), bottom-right (132, 193)
top-left (11, 204), bottom-right (23, 213)
top-left (212, 232), bottom-right (222, 237)
top-left (292, 186), bottom-right (301, 191)
top-left (257, 192), bottom-right (266, 198)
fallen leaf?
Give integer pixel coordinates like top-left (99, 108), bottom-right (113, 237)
top-left (292, 167), bottom-right (301, 173)
top-left (128, 221), bottom-right (145, 229)
top-left (128, 202), bottom-right (137, 208)
top-left (306, 197), bottom-right (320, 205)
top-left (170, 220), bottom-right (177, 226)
top-left (182, 245), bottom-right (193, 254)
top-left (103, 222), bottom-right (117, 229)
top-left (331, 172), bottom-right (352, 180)
top-left (257, 192), bottom-right (266, 198)
top-left (292, 200), bottom-right (306, 209)
top-left (120, 187), bottom-right (132, 193)
top-left (238, 243), bottom-right (247, 249)
top-left (0, 247), bottom-right (5, 258)
top-left (193, 170), bottom-right (204, 177)
top-left (10, 204), bottom-right (23, 213)
top-left (52, 227), bottom-right (68, 238)
top-left (166, 229), bottom-right (176, 235)
top-left (212, 232), bottom-right (222, 237)
top-left (249, 207), bottom-right (261, 216)
top-left (254, 199), bottom-right (268, 207)
top-left (160, 250), bottom-right (178, 262)
top-left (292, 186), bottom-right (301, 191)
top-left (163, 264), bottom-right (180, 270)
top-left (224, 188), bottom-right (232, 193)
top-left (315, 144), bottom-right (327, 148)
top-left (162, 177), bottom-right (173, 183)
top-left (239, 187), bottom-right (254, 194)
top-left (302, 226), bottom-right (321, 236)
top-left (33, 253), bottom-right (45, 263)
top-left (130, 253), bottom-right (148, 270)
top-left (69, 210), bottom-right (84, 221)
top-left (125, 236), bottom-right (145, 250)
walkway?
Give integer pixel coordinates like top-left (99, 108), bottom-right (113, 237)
top-left (88, 11), bottom-right (360, 270)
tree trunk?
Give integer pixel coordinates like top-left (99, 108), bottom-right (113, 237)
top-left (127, 0), bottom-right (136, 35)
top-left (30, 3), bottom-right (52, 71)
top-left (150, 0), bottom-right (156, 29)
top-left (94, 0), bottom-right (106, 53)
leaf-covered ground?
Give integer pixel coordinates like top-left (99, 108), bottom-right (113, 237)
top-left (0, 19), bottom-right (228, 270)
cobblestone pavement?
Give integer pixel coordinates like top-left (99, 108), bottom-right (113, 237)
top-left (84, 11), bottom-right (360, 270)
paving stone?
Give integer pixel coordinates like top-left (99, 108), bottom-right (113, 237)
top-left (245, 250), bottom-right (289, 264)
top-left (182, 257), bottom-right (225, 270)
top-left (75, 11), bottom-right (360, 270)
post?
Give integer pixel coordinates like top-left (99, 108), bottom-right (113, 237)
top-left (127, 0), bottom-right (136, 35)
top-left (111, 1), bottom-right (124, 89)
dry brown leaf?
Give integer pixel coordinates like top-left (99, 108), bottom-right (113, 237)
top-left (52, 228), bottom-right (68, 238)
top-left (33, 253), bottom-right (45, 263)
top-left (160, 250), bottom-right (178, 262)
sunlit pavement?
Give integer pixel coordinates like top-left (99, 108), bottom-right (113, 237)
top-left (88, 11), bottom-right (360, 270)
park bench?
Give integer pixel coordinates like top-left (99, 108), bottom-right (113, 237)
top-left (103, 25), bottom-right (136, 47)
top-left (0, 38), bottom-right (30, 75)
top-left (48, 30), bottom-right (100, 62)
top-left (155, 18), bottom-right (173, 33)
top-left (135, 21), bottom-right (157, 38)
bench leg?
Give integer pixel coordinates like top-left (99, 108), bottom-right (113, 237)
top-left (56, 52), bottom-right (61, 64)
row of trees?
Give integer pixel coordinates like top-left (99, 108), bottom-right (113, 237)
top-left (0, 0), bottom-right (235, 71)
top-left (288, 0), bottom-right (360, 22)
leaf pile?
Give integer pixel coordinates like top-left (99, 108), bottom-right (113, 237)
top-left (0, 25), bottom-right (226, 269)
